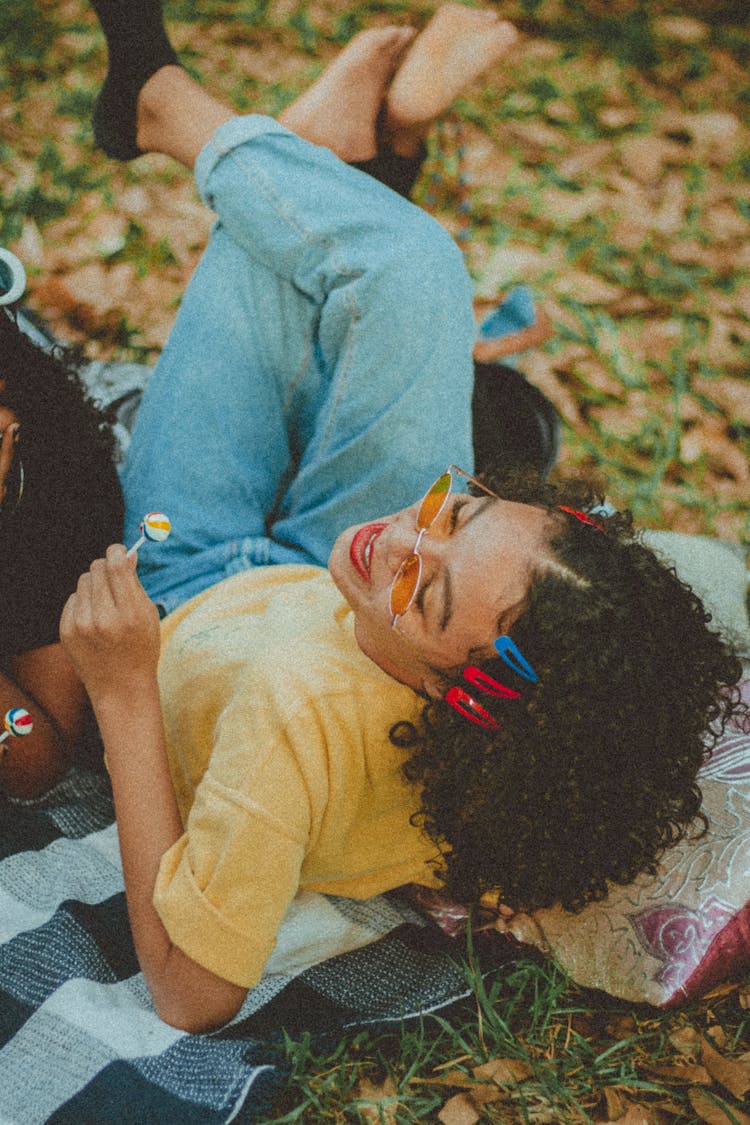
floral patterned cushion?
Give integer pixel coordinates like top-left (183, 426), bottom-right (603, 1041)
top-left (410, 534), bottom-right (750, 1008)
top-left (498, 683), bottom-right (750, 1007)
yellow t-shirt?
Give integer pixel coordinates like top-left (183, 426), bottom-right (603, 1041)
top-left (153, 563), bottom-right (441, 989)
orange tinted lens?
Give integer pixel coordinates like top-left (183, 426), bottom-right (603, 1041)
top-left (417, 472), bottom-right (451, 529)
top-left (390, 554), bottom-right (422, 617)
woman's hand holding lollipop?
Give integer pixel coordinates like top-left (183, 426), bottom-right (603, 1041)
top-left (60, 514), bottom-right (170, 706)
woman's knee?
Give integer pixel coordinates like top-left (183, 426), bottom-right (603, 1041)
top-left (373, 211), bottom-right (474, 342)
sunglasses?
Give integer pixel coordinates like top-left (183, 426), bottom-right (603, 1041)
top-left (388, 467), bottom-right (540, 731)
top-left (389, 464), bottom-right (498, 630)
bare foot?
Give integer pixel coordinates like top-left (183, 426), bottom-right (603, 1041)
top-left (136, 66), bottom-right (233, 169)
top-left (472, 301), bottom-right (554, 363)
top-left (385, 4), bottom-right (518, 152)
top-left (279, 27), bottom-right (416, 162)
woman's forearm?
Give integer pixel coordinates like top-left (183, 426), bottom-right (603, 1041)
top-left (93, 674), bottom-right (182, 973)
top-left (91, 674), bottom-right (247, 1032)
top-left (0, 657), bottom-right (74, 797)
top-left (60, 545), bottom-right (247, 1032)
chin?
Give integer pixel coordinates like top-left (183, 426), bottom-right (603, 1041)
top-left (327, 527), bottom-right (351, 594)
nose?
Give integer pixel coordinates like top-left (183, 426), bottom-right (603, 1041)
top-left (385, 518), bottom-right (445, 575)
top-left (385, 520), bottom-right (420, 572)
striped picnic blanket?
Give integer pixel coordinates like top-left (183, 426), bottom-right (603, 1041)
top-left (0, 768), bottom-right (513, 1123)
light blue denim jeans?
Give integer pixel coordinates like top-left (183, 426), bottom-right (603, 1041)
top-left (121, 116), bottom-right (476, 613)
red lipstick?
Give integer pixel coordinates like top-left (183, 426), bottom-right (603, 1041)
top-left (350, 523), bottom-right (387, 581)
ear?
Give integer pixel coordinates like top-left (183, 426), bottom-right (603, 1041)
top-left (421, 667), bottom-right (450, 700)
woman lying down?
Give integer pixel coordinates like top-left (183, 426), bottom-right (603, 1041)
top-left (15, 0), bottom-right (744, 1032)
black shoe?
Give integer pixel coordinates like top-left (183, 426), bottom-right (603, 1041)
top-left (472, 361), bottom-right (560, 479)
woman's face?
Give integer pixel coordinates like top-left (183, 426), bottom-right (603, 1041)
top-left (0, 381), bottom-right (20, 510)
top-left (328, 486), bottom-right (555, 696)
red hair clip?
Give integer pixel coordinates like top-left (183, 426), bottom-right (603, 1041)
top-left (558, 506), bottom-right (606, 533)
top-left (443, 639), bottom-right (537, 730)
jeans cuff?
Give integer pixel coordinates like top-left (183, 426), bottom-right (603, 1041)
top-left (194, 114), bottom-right (297, 205)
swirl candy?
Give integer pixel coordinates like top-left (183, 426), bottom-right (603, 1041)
top-left (142, 511), bottom-right (171, 542)
top-left (126, 511), bottom-right (171, 557)
top-left (0, 707), bottom-right (33, 745)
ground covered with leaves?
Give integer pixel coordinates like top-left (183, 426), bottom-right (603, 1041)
top-left (275, 961), bottom-right (750, 1124)
top-left (2, 1), bottom-right (749, 1121)
top-left (2, 0), bottom-right (749, 539)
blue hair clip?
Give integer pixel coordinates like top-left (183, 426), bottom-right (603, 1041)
top-left (494, 635), bottom-right (538, 683)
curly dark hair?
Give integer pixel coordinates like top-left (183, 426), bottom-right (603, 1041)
top-left (396, 470), bottom-right (745, 915)
top-left (0, 308), bottom-right (124, 659)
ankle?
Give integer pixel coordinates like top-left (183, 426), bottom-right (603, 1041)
top-left (134, 65), bottom-right (188, 152)
top-left (383, 121), bottom-right (427, 158)
top-left (136, 68), bottom-right (234, 168)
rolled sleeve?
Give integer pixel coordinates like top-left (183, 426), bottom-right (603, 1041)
top-left (154, 759), bottom-right (310, 989)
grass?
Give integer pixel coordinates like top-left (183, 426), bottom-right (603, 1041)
top-left (1, 1), bottom-right (749, 1120)
top-left (1, 0), bottom-right (748, 537)
top-left (272, 951), bottom-right (750, 1122)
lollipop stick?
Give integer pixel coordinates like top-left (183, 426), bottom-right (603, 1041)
top-left (126, 512), bottom-right (171, 558)
top-left (126, 535), bottom-right (146, 558)
top-left (0, 731), bottom-right (9, 746)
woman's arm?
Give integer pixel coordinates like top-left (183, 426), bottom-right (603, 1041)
top-left (0, 651), bottom-right (80, 797)
top-left (0, 414), bottom-right (81, 794)
top-left (60, 545), bottom-right (247, 1032)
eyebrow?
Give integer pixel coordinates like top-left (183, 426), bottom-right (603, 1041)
top-left (437, 496), bottom-right (496, 633)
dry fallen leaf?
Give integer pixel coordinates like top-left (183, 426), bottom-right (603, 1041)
top-left (424, 1070), bottom-right (476, 1089)
top-left (669, 1025), bottom-right (701, 1060)
top-left (700, 1036), bottom-right (750, 1101)
top-left (693, 376), bottom-right (750, 426)
top-left (438, 1092), bottom-right (481, 1125)
top-left (604, 1086), bottom-right (629, 1119)
top-left (556, 140), bottom-right (612, 179)
top-left (643, 1060), bottom-right (713, 1085)
top-left (606, 1016), bottom-right (637, 1038)
top-left (355, 1076), bottom-right (400, 1125)
top-left (602, 1106), bottom-right (659, 1125)
top-left (679, 417), bottom-right (749, 479)
top-left (689, 1088), bottom-right (750, 1125)
top-left (466, 1083), bottom-right (507, 1110)
top-left (618, 135), bottom-right (687, 183)
top-left (597, 104), bottom-right (642, 129)
top-left (600, 1088), bottom-right (671, 1125)
top-left (652, 15), bottom-right (708, 41)
top-left (473, 1056), bottom-right (534, 1084)
top-left (554, 270), bottom-right (625, 305)
top-left (505, 119), bottom-right (566, 151)
top-left (660, 111), bottom-right (743, 163)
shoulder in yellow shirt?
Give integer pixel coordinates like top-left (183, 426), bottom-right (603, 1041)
top-left (153, 564), bottom-right (441, 988)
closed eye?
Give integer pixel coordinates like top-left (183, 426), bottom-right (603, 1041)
top-left (438, 496), bottom-right (496, 633)
top-left (414, 499), bottom-right (469, 617)
top-left (449, 497), bottom-right (469, 532)
top-left (414, 582), bottom-right (429, 613)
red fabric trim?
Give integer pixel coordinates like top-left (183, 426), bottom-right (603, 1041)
top-left (661, 900), bottom-right (750, 1009)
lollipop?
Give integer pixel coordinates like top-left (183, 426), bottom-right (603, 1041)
top-left (126, 512), bottom-right (171, 557)
top-left (0, 707), bottom-right (33, 747)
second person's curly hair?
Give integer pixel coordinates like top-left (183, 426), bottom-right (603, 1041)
top-left (396, 471), bottom-right (745, 914)
top-left (0, 309), bottom-right (124, 658)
